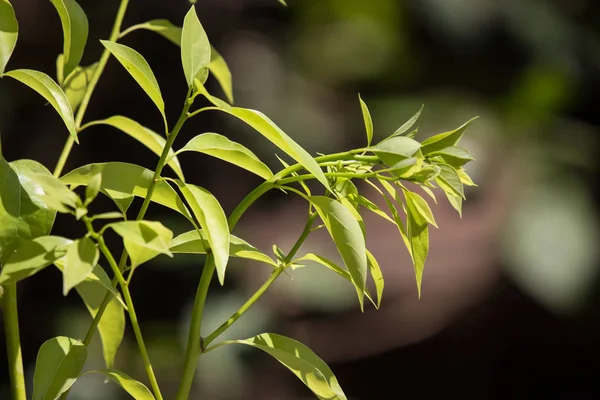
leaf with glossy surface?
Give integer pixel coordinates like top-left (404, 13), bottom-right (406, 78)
top-left (174, 133), bottom-right (272, 180)
top-left (171, 230), bottom-right (276, 267)
top-left (108, 221), bottom-right (173, 268)
top-left (371, 136), bottom-right (421, 167)
top-left (222, 107), bottom-right (330, 192)
top-left (175, 181), bottom-right (230, 284)
top-left (420, 117), bottom-right (477, 155)
top-left (50, 0), bottom-right (88, 82)
top-left (0, 0), bottom-right (18, 74)
top-left (14, 164), bottom-right (80, 213)
top-left (88, 370), bottom-right (155, 400)
top-left (32, 336), bottom-right (87, 400)
top-left (4, 69), bottom-right (77, 140)
top-left (0, 158), bottom-right (57, 264)
top-left (181, 6), bottom-right (210, 87)
top-left (228, 333), bottom-right (346, 400)
top-left (0, 236), bottom-right (71, 284)
top-left (309, 196), bottom-right (367, 309)
top-left (101, 40), bottom-right (164, 115)
top-left (390, 105), bottom-right (423, 137)
top-left (61, 162), bottom-right (192, 219)
top-left (358, 94), bottom-right (373, 146)
top-left (62, 237), bottom-right (99, 295)
top-left (87, 116), bottom-right (184, 180)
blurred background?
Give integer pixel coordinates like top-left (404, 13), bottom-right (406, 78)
top-left (2, 0), bottom-right (600, 398)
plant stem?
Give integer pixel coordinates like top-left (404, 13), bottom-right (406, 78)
top-left (53, 0), bottom-right (130, 177)
top-left (97, 236), bottom-right (163, 400)
top-left (1, 284), bottom-right (26, 400)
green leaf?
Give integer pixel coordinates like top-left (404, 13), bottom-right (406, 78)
top-left (228, 333), bottom-right (346, 400)
top-left (86, 116), bottom-right (184, 180)
top-left (0, 236), bottom-right (71, 284)
top-left (351, 194), bottom-right (395, 224)
top-left (222, 107), bottom-right (331, 192)
top-left (60, 162), bottom-right (193, 220)
top-left (427, 146), bottom-right (475, 168)
top-left (50, 0), bottom-right (88, 82)
top-left (366, 249), bottom-right (384, 309)
top-left (435, 163), bottom-right (464, 199)
top-left (181, 6), bottom-right (211, 88)
top-left (173, 132), bottom-right (272, 180)
top-left (170, 230), bottom-right (277, 267)
top-left (85, 172), bottom-right (101, 205)
top-left (309, 196), bottom-right (367, 309)
top-left (107, 221), bottom-right (173, 268)
top-left (62, 237), bottom-right (99, 295)
top-left (358, 94), bottom-right (373, 147)
top-left (209, 47), bottom-right (233, 104)
top-left (131, 19), bottom-right (181, 46)
top-left (174, 181), bottom-right (230, 284)
top-left (32, 336), bottom-right (87, 400)
top-left (390, 105), bottom-right (423, 137)
top-left (4, 69), bottom-right (77, 141)
top-left (0, 158), bottom-right (57, 264)
top-left (369, 179), bottom-right (411, 256)
top-left (0, 0), bottom-right (18, 75)
top-left (402, 188), bottom-right (437, 228)
top-left (91, 211), bottom-right (125, 221)
top-left (457, 167), bottom-right (477, 187)
top-left (87, 370), bottom-right (155, 400)
top-left (371, 136), bottom-right (421, 166)
top-left (405, 200), bottom-right (429, 298)
top-left (444, 191), bottom-right (463, 217)
top-left (60, 60), bottom-right (97, 112)
top-left (100, 40), bottom-right (164, 116)
top-left (420, 117), bottom-right (477, 155)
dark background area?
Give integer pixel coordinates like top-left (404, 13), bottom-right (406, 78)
top-left (2, 0), bottom-right (600, 398)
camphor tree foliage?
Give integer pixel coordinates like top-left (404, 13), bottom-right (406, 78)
top-left (0, 1), bottom-right (477, 399)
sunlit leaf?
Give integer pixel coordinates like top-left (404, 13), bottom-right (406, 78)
top-left (59, 59), bottom-right (97, 112)
top-left (193, 79), bottom-right (230, 110)
top-left (4, 70), bottom-right (77, 141)
top-left (173, 132), bottom-right (272, 180)
top-left (358, 94), bottom-right (373, 147)
top-left (209, 47), bottom-right (233, 103)
top-left (309, 196), bottom-right (367, 309)
top-left (32, 336), bottom-right (87, 400)
top-left (62, 237), bottom-right (99, 295)
top-left (351, 194), bottom-right (395, 224)
top-left (0, 236), bottom-right (71, 284)
top-left (181, 6), bottom-right (210, 87)
top-left (107, 221), bottom-right (173, 268)
top-left (0, 0), bottom-right (18, 75)
top-left (130, 19), bottom-right (181, 46)
top-left (170, 230), bottom-right (277, 267)
top-left (50, 0), bottom-right (88, 82)
top-left (87, 370), bottom-right (155, 400)
top-left (435, 163), bottom-right (464, 199)
top-left (227, 333), bottom-right (346, 400)
top-left (0, 158), bottom-right (57, 264)
top-left (402, 188), bottom-right (437, 228)
top-left (427, 146), bottom-right (475, 168)
top-left (405, 201), bottom-right (429, 298)
top-left (100, 40), bottom-right (164, 116)
top-left (457, 167), bottom-right (477, 187)
top-left (420, 117), bottom-right (477, 155)
top-left (61, 162), bottom-right (193, 220)
top-left (371, 136), bottom-right (421, 166)
top-left (366, 249), bottom-right (384, 309)
top-left (389, 105), bottom-right (423, 138)
top-left (86, 116), bottom-right (184, 180)
top-left (174, 181), bottom-right (230, 284)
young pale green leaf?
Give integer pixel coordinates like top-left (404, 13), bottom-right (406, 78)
top-left (435, 163), bottom-right (464, 199)
top-left (410, 164), bottom-right (441, 183)
top-left (386, 157), bottom-right (421, 178)
top-left (0, 0), bottom-right (18, 75)
top-left (427, 146), bottom-right (475, 168)
top-left (405, 201), bottom-right (429, 298)
top-left (358, 94), bottom-right (373, 146)
top-left (32, 336), bottom-right (87, 400)
top-left (173, 132), bottom-right (272, 180)
top-left (4, 69), bottom-right (77, 141)
top-left (421, 185), bottom-right (437, 203)
top-left (209, 47), bottom-right (233, 103)
top-left (0, 236), bottom-right (71, 285)
top-left (351, 194), bottom-right (395, 224)
top-left (107, 221), bottom-right (173, 266)
top-left (87, 370), bottom-right (155, 400)
top-left (60, 60), bottom-right (97, 112)
top-left (174, 181), bottom-right (230, 284)
top-left (228, 333), bottom-right (347, 400)
top-left (50, 0), bottom-right (88, 82)
top-left (370, 179), bottom-right (411, 255)
top-left (457, 167), bottom-right (477, 187)
top-left (129, 19), bottom-right (181, 46)
top-left (100, 40), bottom-right (164, 115)
top-left (221, 107), bottom-right (331, 192)
top-left (444, 190), bottom-right (463, 217)
top-left (62, 237), bottom-right (99, 295)
top-left (390, 105), bottom-right (423, 137)
top-left (170, 230), bottom-right (277, 267)
top-left (61, 162), bottom-right (193, 220)
top-left (366, 250), bottom-right (384, 309)
top-left (181, 6), bottom-right (211, 87)
top-left (420, 117), bottom-right (477, 155)
top-left (371, 136), bottom-right (421, 167)
top-left (309, 196), bottom-right (367, 310)
top-left (90, 211), bottom-right (125, 221)
top-left (402, 188), bottom-right (438, 228)
top-left (85, 173), bottom-right (101, 205)
top-left (193, 79), bottom-right (231, 110)
top-left (0, 158), bottom-right (57, 264)
top-left (86, 116), bottom-right (184, 180)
